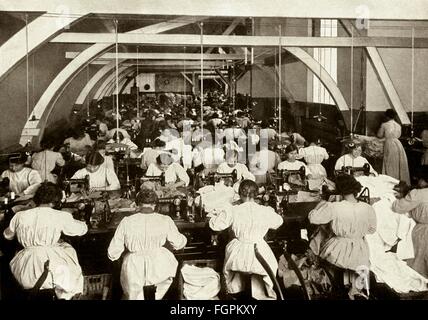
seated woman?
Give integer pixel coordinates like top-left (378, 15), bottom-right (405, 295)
top-left (3, 182), bottom-right (88, 299)
top-left (308, 174), bottom-right (377, 299)
top-left (107, 189), bottom-right (187, 300)
top-left (1, 152), bottom-right (42, 197)
top-left (192, 140), bottom-right (225, 174)
top-left (63, 126), bottom-right (94, 157)
top-left (108, 131), bottom-right (138, 152)
top-left (208, 180), bottom-right (283, 299)
top-left (145, 153), bottom-right (190, 188)
top-left (392, 165), bottom-right (428, 278)
top-left (71, 151), bottom-right (121, 191)
top-left (277, 144), bottom-right (312, 186)
top-left (216, 149), bottom-right (255, 182)
top-left (334, 142), bottom-right (377, 176)
top-left (249, 142), bottom-right (281, 185)
top-left (31, 136), bottom-right (65, 183)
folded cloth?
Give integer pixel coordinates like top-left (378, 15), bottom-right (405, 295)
top-left (181, 264), bottom-right (221, 300)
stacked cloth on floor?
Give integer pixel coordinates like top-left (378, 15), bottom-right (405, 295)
top-left (181, 264), bottom-right (221, 300)
top-left (365, 197), bottom-right (428, 293)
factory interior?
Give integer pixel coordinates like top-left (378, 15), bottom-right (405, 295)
top-left (1, 1), bottom-right (428, 301)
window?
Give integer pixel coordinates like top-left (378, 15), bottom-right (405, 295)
top-left (313, 19), bottom-right (337, 105)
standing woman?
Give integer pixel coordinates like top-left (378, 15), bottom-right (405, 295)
top-left (377, 109), bottom-right (410, 184)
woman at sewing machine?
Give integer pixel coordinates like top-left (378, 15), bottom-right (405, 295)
top-left (334, 142), bottom-right (377, 177)
top-left (71, 151), bottom-right (121, 191)
top-left (31, 136), bottom-right (65, 184)
top-left (392, 165), bottom-right (428, 278)
top-left (1, 152), bottom-right (42, 197)
top-left (208, 180), bottom-right (283, 299)
top-left (308, 174), bottom-right (377, 299)
top-left (3, 182), bottom-right (88, 299)
top-left (145, 153), bottom-right (190, 189)
top-left (108, 131), bottom-right (138, 152)
top-left (277, 144), bottom-right (313, 187)
top-left (216, 149), bottom-right (255, 182)
top-left (107, 189), bottom-right (187, 299)
top-left (63, 126), bottom-right (94, 157)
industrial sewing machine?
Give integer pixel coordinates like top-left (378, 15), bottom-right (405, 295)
top-left (156, 193), bottom-right (205, 223)
top-left (193, 169), bottom-right (238, 189)
top-left (270, 166), bottom-right (308, 193)
top-left (105, 143), bottom-right (129, 161)
top-left (138, 172), bottom-right (166, 189)
top-left (60, 175), bottom-right (90, 197)
top-left (334, 163), bottom-right (371, 177)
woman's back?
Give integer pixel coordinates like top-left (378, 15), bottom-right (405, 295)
top-left (382, 120), bottom-right (401, 139)
top-left (119, 213), bottom-right (172, 251)
top-left (230, 202), bottom-right (282, 242)
top-left (328, 201), bottom-right (376, 238)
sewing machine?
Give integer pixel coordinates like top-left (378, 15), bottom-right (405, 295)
top-left (270, 166), bottom-right (307, 192)
top-left (60, 175), bottom-right (90, 197)
top-left (194, 169), bottom-right (238, 188)
top-left (60, 197), bottom-right (95, 226)
top-left (322, 185), bottom-right (371, 204)
top-left (139, 172), bottom-right (166, 188)
top-left (334, 163), bottom-right (371, 177)
top-left (105, 143), bottom-right (129, 161)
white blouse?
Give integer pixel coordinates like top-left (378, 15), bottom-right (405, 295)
top-left (145, 162), bottom-right (190, 186)
top-left (334, 154), bottom-right (377, 175)
top-left (31, 150), bottom-right (65, 183)
top-left (216, 162), bottom-right (255, 181)
top-left (1, 167), bottom-right (42, 195)
top-left (107, 213), bottom-right (187, 299)
top-left (71, 166), bottom-right (121, 191)
top-left (277, 160), bottom-right (311, 175)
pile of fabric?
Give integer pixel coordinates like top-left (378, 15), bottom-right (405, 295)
top-left (353, 134), bottom-right (384, 159)
top-left (181, 264), bottom-right (221, 300)
top-left (355, 174), bottom-right (399, 200)
top-left (196, 182), bottom-right (238, 213)
top-left (365, 198), bottom-right (428, 293)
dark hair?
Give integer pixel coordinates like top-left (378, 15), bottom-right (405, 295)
top-left (260, 120), bottom-right (270, 129)
top-left (135, 189), bottom-right (158, 206)
top-left (34, 182), bottom-right (63, 206)
top-left (94, 140), bottom-right (107, 150)
top-left (238, 180), bottom-right (258, 198)
top-left (156, 153), bottom-right (173, 166)
top-left (112, 131), bottom-right (124, 141)
top-left (72, 126), bottom-right (85, 139)
top-left (225, 149), bottom-right (239, 160)
top-left (40, 136), bottom-right (56, 150)
top-left (9, 152), bottom-right (27, 164)
top-left (335, 174), bottom-right (362, 196)
top-left (285, 144), bottom-right (298, 155)
top-left (152, 139), bottom-right (166, 149)
top-left (85, 151), bottom-right (104, 166)
top-left (385, 109), bottom-right (396, 120)
top-left (415, 165), bottom-right (428, 182)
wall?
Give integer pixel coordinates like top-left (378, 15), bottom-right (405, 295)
top-left (366, 20), bottom-right (428, 113)
top-left (0, 42), bottom-right (92, 150)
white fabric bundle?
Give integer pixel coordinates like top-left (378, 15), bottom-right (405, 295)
top-left (366, 198), bottom-right (428, 293)
top-left (181, 264), bottom-right (221, 300)
top-left (356, 174), bottom-right (399, 200)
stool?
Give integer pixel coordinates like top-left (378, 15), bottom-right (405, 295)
top-left (143, 285), bottom-right (157, 300)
